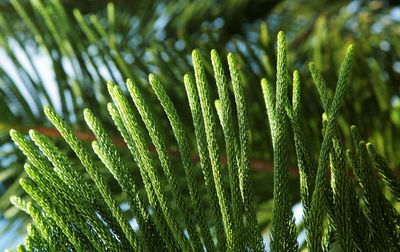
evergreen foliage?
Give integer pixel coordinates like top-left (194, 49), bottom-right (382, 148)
top-left (1, 1), bottom-right (400, 220)
top-left (4, 30), bottom-right (400, 250)
top-left (1, 0), bottom-right (400, 251)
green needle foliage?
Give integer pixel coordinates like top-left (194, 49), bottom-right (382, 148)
top-left (6, 31), bottom-right (400, 251)
top-left (2, 3), bottom-right (400, 241)
top-left (261, 31), bottom-right (297, 251)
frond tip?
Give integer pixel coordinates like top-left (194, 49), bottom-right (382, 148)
top-left (8, 31), bottom-right (400, 252)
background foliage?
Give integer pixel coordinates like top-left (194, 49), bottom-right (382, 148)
top-left (0, 0), bottom-right (400, 250)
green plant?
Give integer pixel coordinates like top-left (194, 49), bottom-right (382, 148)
top-left (2, 3), bottom-right (400, 236)
top-left (6, 31), bottom-right (400, 251)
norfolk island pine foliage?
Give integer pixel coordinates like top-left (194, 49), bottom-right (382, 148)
top-left (5, 30), bottom-right (400, 251)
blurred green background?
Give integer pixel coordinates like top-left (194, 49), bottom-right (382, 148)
top-left (0, 0), bottom-right (399, 249)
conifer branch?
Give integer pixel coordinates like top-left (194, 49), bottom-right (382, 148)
top-left (84, 108), bottom-right (161, 251)
top-left (306, 44), bottom-right (354, 252)
top-left (126, 78), bottom-right (202, 251)
top-left (184, 74), bottom-right (227, 251)
top-left (309, 52), bottom-right (359, 250)
top-left (192, 49), bottom-right (236, 249)
top-left (148, 74), bottom-right (215, 251)
top-left (211, 49), bottom-right (244, 250)
top-left (262, 31), bottom-right (298, 252)
top-left (108, 81), bottom-right (191, 250)
top-left (107, 102), bottom-right (179, 251)
top-left (6, 26), bottom-right (400, 251)
top-left (228, 53), bottom-right (264, 251)
top-left (367, 143), bottom-right (400, 201)
top-left (43, 106), bottom-right (139, 250)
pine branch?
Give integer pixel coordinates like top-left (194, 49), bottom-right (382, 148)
top-left (228, 53), bottom-right (264, 251)
top-left (192, 49), bottom-right (236, 249)
top-left (184, 73), bottom-right (227, 251)
top-left (211, 49), bottom-right (245, 250)
top-left (148, 74), bottom-right (215, 251)
top-left (6, 27), bottom-right (400, 251)
top-left (84, 108), bottom-right (162, 251)
top-left (106, 102), bottom-right (179, 251)
top-left (306, 44), bottom-right (354, 252)
top-left (309, 58), bottom-right (359, 250)
top-left (348, 126), bottom-right (400, 250)
top-left (367, 143), bottom-right (400, 201)
top-left (44, 106), bottom-right (139, 250)
top-left (108, 81), bottom-right (192, 250)
top-left (126, 77), bottom-right (202, 250)
top-left (262, 31), bottom-right (298, 252)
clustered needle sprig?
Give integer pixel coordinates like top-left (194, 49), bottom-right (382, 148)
top-left (8, 31), bottom-right (400, 252)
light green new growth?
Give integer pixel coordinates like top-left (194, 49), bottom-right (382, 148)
top-left (183, 74), bottom-right (227, 251)
top-left (305, 45), bottom-right (354, 252)
top-left (9, 30), bottom-right (400, 252)
top-left (192, 49), bottom-right (235, 249)
top-left (228, 53), bottom-right (264, 251)
top-left (106, 102), bottom-right (179, 251)
top-left (44, 106), bottom-right (139, 250)
top-left (261, 31), bottom-right (298, 251)
top-left (108, 81), bottom-right (191, 251)
top-left (148, 74), bottom-right (214, 251)
top-left (125, 78), bottom-right (200, 251)
top-left (84, 108), bottom-right (161, 251)
top-left (283, 69), bottom-right (316, 215)
top-left (211, 49), bottom-right (244, 250)
top-left (309, 51), bottom-right (358, 251)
